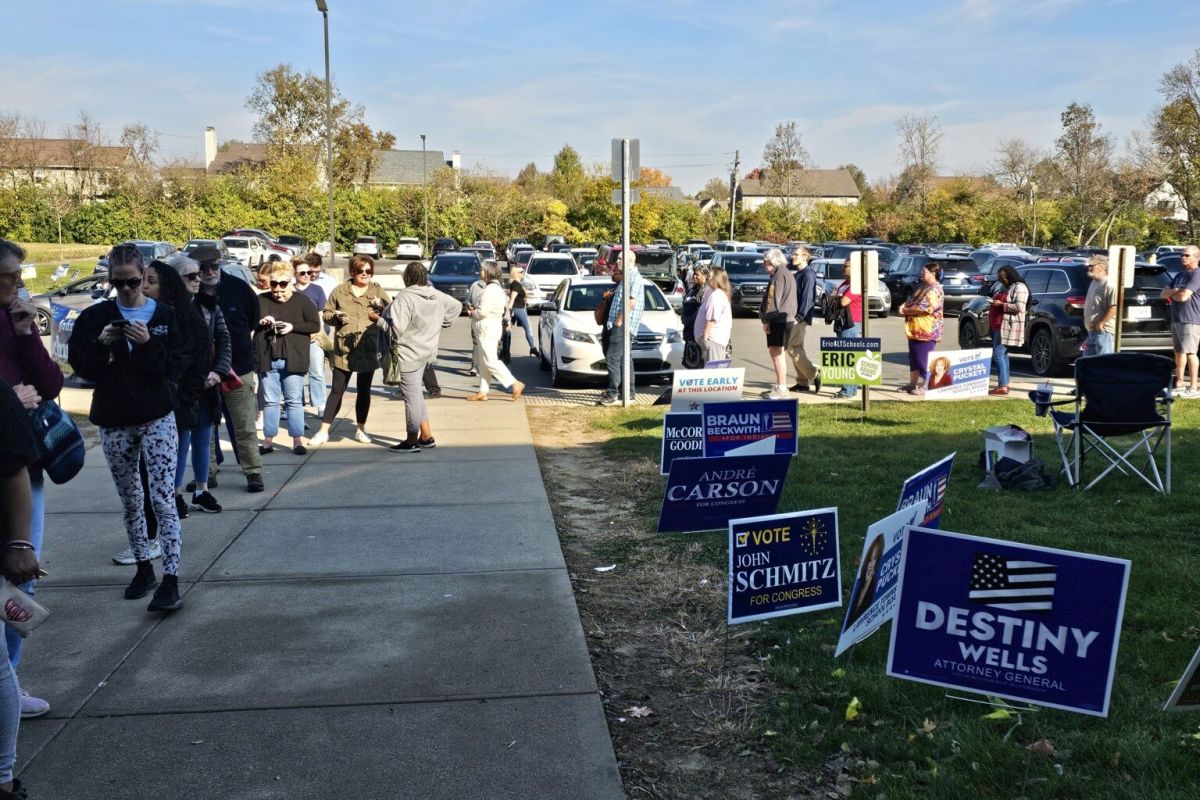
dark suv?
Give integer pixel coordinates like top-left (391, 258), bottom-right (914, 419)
top-left (432, 237), bottom-right (459, 256)
top-left (957, 262), bottom-right (1172, 376)
top-left (884, 254), bottom-right (982, 313)
top-left (711, 251), bottom-right (769, 313)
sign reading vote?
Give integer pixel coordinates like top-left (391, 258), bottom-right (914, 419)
top-left (671, 367), bottom-right (745, 412)
top-left (702, 399), bottom-right (797, 458)
top-left (834, 501), bottom-right (928, 657)
top-left (658, 453), bottom-right (790, 534)
top-left (728, 508), bottom-right (841, 624)
top-left (925, 348), bottom-right (992, 400)
top-left (820, 338), bottom-right (883, 386)
top-left (887, 527), bottom-right (1131, 717)
top-left (897, 453), bottom-right (955, 529)
top-left (660, 412), bottom-right (702, 476)
top-left (1164, 643), bottom-right (1200, 712)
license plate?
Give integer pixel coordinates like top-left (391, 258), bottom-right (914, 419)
top-left (1126, 306), bottom-right (1152, 320)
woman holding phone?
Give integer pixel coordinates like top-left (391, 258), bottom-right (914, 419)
top-left (253, 261), bottom-right (319, 455)
top-left (309, 255), bottom-right (390, 446)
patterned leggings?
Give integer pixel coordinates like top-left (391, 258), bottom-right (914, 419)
top-left (101, 414), bottom-right (182, 576)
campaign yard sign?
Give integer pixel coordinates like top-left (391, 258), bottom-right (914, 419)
top-left (925, 348), bottom-right (992, 400)
top-left (834, 501), bottom-right (928, 657)
top-left (728, 508), bottom-right (841, 624)
top-left (660, 413), bottom-right (703, 476)
top-left (671, 367), bottom-right (745, 412)
top-left (897, 453), bottom-right (955, 529)
top-left (702, 399), bottom-right (798, 458)
top-left (819, 338), bottom-right (883, 386)
top-left (658, 453), bottom-right (790, 534)
top-left (1164, 643), bottom-right (1200, 712)
top-left (887, 527), bottom-right (1131, 717)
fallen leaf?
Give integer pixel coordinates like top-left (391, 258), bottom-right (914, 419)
top-left (1027, 738), bottom-right (1058, 757)
top-left (922, 718), bottom-right (938, 735)
top-left (594, 564), bottom-right (616, 573)
top-left (845, 697), bottom-right (862, 722)
top-left (983, 708), bottom-right (1013, 720)
top-left (1161, 631), bottom-right (1175, 642)
top-left (625, 706), bottom-right (653, 718)
top-left (831, 668), bottom-right (846, 679)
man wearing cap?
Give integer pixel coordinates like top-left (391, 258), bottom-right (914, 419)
top-left (193, 246), bottom-right (265, 492)
top-left (1162, 245), bottom-right (1200, 397)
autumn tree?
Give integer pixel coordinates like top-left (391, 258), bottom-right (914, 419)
top-left (895, 113), bottom-right (943, 207)
top-left (761, 121), bottom-right (810, 207)
top-left (1149, 50), bottom-right (1200, 238)
top-left (991, 138), bottom-right (1042, 194)
top-left (638, 167), bottom-right (673, 187)
top-left (698, 176), bottom-right (730, 201)
top-left (1053, 102), bottom-right (1115, 245)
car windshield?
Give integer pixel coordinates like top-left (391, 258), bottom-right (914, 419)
top-left (356, 238), bottom-right (375, 244)
top-left (1132, 268), bottom-right (1170, 290)
top-left (224, 239), bottom-right (248, 248)
top-left (278, 236), bottom-right (303, 245)
top-left (430, 257), bottom-right (480, 276)
top-left (398, 239), bottom-right (418, 245)
top-left (528, 259), bottom-right (578, 276)
top-left (184, 241), bottom-right (216, 251)
top-left (565, 284), bottom-right (669, 312)
top-left (722, 256), bottom-right (765, 275)
top-left (826, 245), bottom-right (895, 266)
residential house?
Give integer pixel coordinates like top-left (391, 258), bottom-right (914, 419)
top-left (1145, 180), bottom-right (1189, 224)
top-left (0, 137), bottom-right (135, 196)
top-left (736, 168), bottom-right (860, 213)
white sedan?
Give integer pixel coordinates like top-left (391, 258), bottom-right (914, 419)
top-left (353, 236), bottom-right (380, 257)
top-left (395, 237), bottom-right (423, 260)
top-left (536, 275), bottom-right (684, 387)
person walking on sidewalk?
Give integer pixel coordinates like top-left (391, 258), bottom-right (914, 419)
top-left (68, 243), bottom-right (192, 612)
top-left (192, 245), bottom-right (265, 493)
top-left (831, 260), bottom-right (863, 400)
top-left (468, 261), bottom-right (525, 401)
top-left (463, 273), bottom-right (488, 378)
top-left (597, 252), bottom-right (645, 406)
top-left (0, 239), bottom-right (61, 719)
top-left (898, 262), bottom-right (944, 394)
top-left (785, 246), bottom-right (821, 393)
top-left (254, 262), bottom-right (320, 455)
top-left (309, 256), bottom-right (390, 445)
top-left (696, 267), bottom-right (733, 365)
top-left (759, 249), bottom-right (799, 400)
top-left (383, 262), bottom-right (462, 452)
top-left (294, 258), bottom-right (328, 415)
top-left (988, 265), bottom-right (1028, 396)
top-left (506, 266), bottom-right (539, 358)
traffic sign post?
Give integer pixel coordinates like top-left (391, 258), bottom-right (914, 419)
top-left (612, 138), bottom-right (640, 407)
top-left (1107, 245), bottom-right (1135, 352)
top-left (850, 251), bottom-right (879, 414)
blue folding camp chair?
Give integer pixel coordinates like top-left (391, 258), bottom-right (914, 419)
top-left (1041, 353), bottom-right (1174, 493)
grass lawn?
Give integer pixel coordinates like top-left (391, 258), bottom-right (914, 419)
top-left (582, 397), bottom-right (1200, 799)
top-left (14, 242), bottom-right (109, 293)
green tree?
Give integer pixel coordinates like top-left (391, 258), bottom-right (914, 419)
top-left (1053, 102), bottom-right (1115, 245)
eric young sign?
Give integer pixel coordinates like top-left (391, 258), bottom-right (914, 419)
top-left (887, 527), bottom-right (1130, 717)
top-left (671, 367), bottom-right (745, 412)
top-left (660, 412), bottom-right (703, 475)
top-left (819, 338), bottom-right (883, 386)
top-left (728, 508), bottom-right (841, 624)
top-left (658, 453), bottom-right (790, 534)
top-left (897, 453), bottom-right (955, 529)
top-left (702, 399), bottom-right (797, 458)
top-left (925, 348), bottom-right (992, 400)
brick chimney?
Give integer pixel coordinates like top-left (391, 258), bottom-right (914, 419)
top-left (204, 127), bottom-right (217, 170)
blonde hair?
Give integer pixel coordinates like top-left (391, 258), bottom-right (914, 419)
top-left (269, 261), bottom-right (295, 281)
top-left (708, 267), bottom-right (732, 300)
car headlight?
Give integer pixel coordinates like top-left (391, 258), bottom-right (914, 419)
top-left (561, 328), bottom-right (595, 343)
top-left (666, 330), bottom-right (683, 344)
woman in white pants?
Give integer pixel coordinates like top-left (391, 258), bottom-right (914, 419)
top-left (467, 261), bottom-right (525, 401)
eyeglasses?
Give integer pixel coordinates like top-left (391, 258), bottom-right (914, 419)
top-left (199, 262), bottom-right (221, 272)
top-left (295, 270), bottom-right (311, 276)
top-left (269, 280), bottom-right (291, 288)
top-left (183, 272), bottom-right (202, 282)
top-left (353, 270), bottom-right (373, 276)
top-left (109, 278), bottom-right (144, 290)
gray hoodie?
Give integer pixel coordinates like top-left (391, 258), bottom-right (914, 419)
top-left (383, 284), bottom-right (463, 372)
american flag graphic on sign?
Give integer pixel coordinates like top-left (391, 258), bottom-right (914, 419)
top-left (969, 553), bottom-right (1056, 612)
top-left (767, 412), bottom-right (793, 434)
top-left (934, 474), bottom-right (949, 503)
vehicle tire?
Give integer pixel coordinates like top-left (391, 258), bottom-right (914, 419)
top-left (1029, 326), bottom-right (1061, 377)
top-left (957, 318), bottom-right (980, 349)
top-left (550, 343), bottom-right (571, 388)
top-left (35, 309), bottom-right (51, 337)
top-left (538, 331), bottom-right (550, 372)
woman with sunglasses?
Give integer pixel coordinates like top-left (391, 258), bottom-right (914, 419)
top-left (68, 244), bottom-right (192, 612)
top-left (309, 255), bottom-right (390, 446)
top-left (253, 262), bottom-right (319, 455)
top-left (293, 258), bottom-right (328, 416)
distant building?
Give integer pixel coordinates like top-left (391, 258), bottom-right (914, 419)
top-left (0, 137), bottom-right (135, 195)
top-left (737, 168), bottom-right (860, 213)
top-left (1145, 180), bottom-right (1189, 224)
top-left (640, 186), bottom-right (686, 202)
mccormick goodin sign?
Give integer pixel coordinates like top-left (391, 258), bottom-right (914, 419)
top-left (887, 527), bottom-right (1131, 717)
top-left (897, 453), bottom-right (955, 529)
top-left (660, 412), bottom-right (703, 475)
top-left (727, 508), bottom-right (842, 624)
top-left (702, 399), bottom-right (798, 458)
top-left (657, 453), bottom-right (791, 534)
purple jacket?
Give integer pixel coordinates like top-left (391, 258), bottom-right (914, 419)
top-left (0, 306), bottom-right (63, 402)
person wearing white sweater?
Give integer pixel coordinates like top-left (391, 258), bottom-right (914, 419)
top-left (467, 261), bottom-right (525, 401)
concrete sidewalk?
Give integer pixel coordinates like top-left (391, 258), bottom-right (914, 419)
top-left (17, 372), bottom-right (623, 798)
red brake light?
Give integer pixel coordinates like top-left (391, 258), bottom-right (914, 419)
top-left (969, 274), bottom-right (985, 283)
top-left (1066, 295), bottom-right (1086, 310)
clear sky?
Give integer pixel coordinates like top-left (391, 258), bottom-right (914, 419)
top-left (4, 0), bottom-right (1197, 192)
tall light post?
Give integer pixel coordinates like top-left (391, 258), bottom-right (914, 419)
top-left (316, 0), bottom-right (335, 269)
top-left (421, 133), bottom-right (429, 258)
top-left (1029, 181), bottom-right (1038, 248)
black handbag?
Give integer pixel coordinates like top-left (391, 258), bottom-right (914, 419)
top-left (27, 400), bottom-right (86, 484)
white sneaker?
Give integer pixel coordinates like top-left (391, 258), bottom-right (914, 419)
top-left (354, 428), bottom-right (372, 444)
top-left (19, 689), bottom-right (49, 719)
top-left (308, 429), bottom-right (329, 447)
top-left (112, 539), bottom-right (162, 566)
top-left (764, 385), bottom-right (791, 400)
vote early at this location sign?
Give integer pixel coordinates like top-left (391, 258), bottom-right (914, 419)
top-left (660, 413), bottom-right (703, 476)
top-left (924, 348), bottom-right (992, 400)
top-left (1164, 643), bottom-right (1200, 712)
top-left (897, 453), bottom-right (955, 529)
top-left (670, 367), bottom-right (745, 412)
top-left (657, 453), bottom-right (791, 534)
top-left (702, 399), bottom-right (798, 458)
top-left (728, 508), bottom-right (841, 624)
top-left (887, 527), bottom-right (1131, 717)
top-left (819, 338), bottom-right (883, 386)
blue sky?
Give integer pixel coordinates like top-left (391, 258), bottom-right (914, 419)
top-left (5, 0), bottom-right (1198, 192)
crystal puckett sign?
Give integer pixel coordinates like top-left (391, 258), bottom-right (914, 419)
top-left (660, 412), bottom-right (703, 476)
top-left (657, 453), bottom-right (791, 533)
top-left (819, 337), bottom-right (883, 386)
top-left (727, 508), bottom-right (841, 624)
top-left (925, 348), bottom-right (992, 400)
top-left (834, 501), bottom-right (928, 657)
top-left (897, 453), bottom-right (955, 529)
top-left (702, 399), bottom-right (798, 458)
top-left (670, 367), bottom-right (745, 412)
top-left (887, 527), bottom-right (1131, 717)
top-left (1164, 643), bottom-right (1200, 712)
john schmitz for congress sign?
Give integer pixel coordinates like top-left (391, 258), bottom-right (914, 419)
top-left (887, 527), bottom-right (1131, 717)
top-left (657, 454), bottom-right (791, 533)
top-left (702, 399), bottom-right (798, 457)
top-left (727, 508), bottom-right (841, 624)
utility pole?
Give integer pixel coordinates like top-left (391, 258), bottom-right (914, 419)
top-left (728, 150), bottom-right (740, 241)
top-left (316, 0), bottom-right (335, 271)
top-left (421, 133), bottom-right (429, 259)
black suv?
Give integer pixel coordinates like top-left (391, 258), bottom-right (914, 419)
top-left (712, 252), bottom-right (769, 313)
top-left (884, 254), bottom-right (982, 313)
top-left (432, 237), bottom-right (459, 256)
top-left (957, 262), bottom-right (1172, 376)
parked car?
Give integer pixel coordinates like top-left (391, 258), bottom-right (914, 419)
top-left (525, 253), bottom-right (583, 307)
top-left (569, 247), bottom-right (598, 265)
top-left (124, 240), bottom-right (177, 265)
top-left (808, 258), bottom-right (890, 318)
top-left (508, 244), bottom-right (534, 266)
top-left (471, 241), bottom-right (497, 262)
top-left (634, 249), bottom-right (685, 311)
top-left (505, 238), bottom-right (530, 261)
top-left (427, 252), bottom-right (483, 308)
top-left (821, 244), bottom-right (896, 273)
top-left (225, 228), bottom-right (293, 258)
top-left (276, 235), bottom-right (308, 254)
top-left (977, 254), bottom-right (1035, 293)
top-left (29, 274), bottom-right (109, 337)
top-left (510, 248), bottom-right (536, 274)
top-left (394, 237), bottom-right (423, 260)
top-left (221, 236), bottom-right (268, 268)
top-left (183, 239), bottom-right (231, 262)
top-left (884, 253), bottom-right (981, 313)
top-left (432, 237), bottom-right (459, 257)
top-left (541, 235), bottom-right (567, 251)
top-left (353, 236), bottom-right (380, 257)
top-left (536, 275), bottom-right (683, 387)
top-left (710, 251), bottom-right (769, 314)
top-left (957, 262), bottom-right (1173, 376)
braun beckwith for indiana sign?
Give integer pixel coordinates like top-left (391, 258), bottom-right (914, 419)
top-left (702, 399), bottom-right (798, 457)
top-left (887, 527), bottom-right (1130, 717)
top-left (897, 453), bottom-right (954, 529)
top-left (727, 508), bottom-right (841, 624)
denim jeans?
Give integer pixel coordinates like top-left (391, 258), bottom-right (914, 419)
top-left (261, 359), bottom-right (306, 438)
top-left (837, 323), bottom-right (861, 397)
top-left (605, 325), bottom-right (629, 397)
top-left (307, 339), bottom-right (327, 411)
top-left (511, 307), bottom-right (537, 351)
top-left (0, 625), bottom-right (16, 784)
top-left (176, 404), bottom-right (214, 490)
top-left (1084, 330), bottom-right (1114, 357)
top-left (992, 340), bottom-right (1010, 386)
top-left (5, 473), bottom-right (43, 669)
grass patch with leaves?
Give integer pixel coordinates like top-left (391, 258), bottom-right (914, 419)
top-left (14, 242), bottom-right (109, 294)
top-left (581, 398), bottom-right (1200, 798)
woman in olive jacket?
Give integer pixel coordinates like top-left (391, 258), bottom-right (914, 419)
top-left (253, 261), bottom-right (320, 454)
top-left (308, 255), bottom-right (390, 446)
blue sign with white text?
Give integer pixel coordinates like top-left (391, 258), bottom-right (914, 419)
top-left (702, 399), bottom-right (798, 457)
top-left (658, 454), bottom-right (791, 533)
top-left (728, 508), bottom-right (841, 624)
top-left (660, 413), bottom-right (703, 475)
top-left (887, 527), bottom-right (1130, 717)
top-left (897, 453), bottom-right (955, 528)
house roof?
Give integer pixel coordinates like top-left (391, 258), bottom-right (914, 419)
top-left (2, 138), bottom-right (133, 169)
top-left (368, 149), bottom-right (448, 185)
top-left (641, 186), bottom-right (686, 202)
top-left (208, 142), bottom-right (269, 174)
top-left (738, 168), bottom-right (860, 199)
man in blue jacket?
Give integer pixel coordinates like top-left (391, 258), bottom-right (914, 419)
top-left (786, 246), bottom-right (821, 393)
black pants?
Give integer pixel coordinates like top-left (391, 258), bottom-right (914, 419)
top-left (323, 368), bottom-right (374, 426)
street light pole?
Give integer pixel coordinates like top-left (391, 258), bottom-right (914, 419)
top-left (316, 0), bottom-right (335, 270)
top-left (1030, 181), bottom-right (1038, 248)
top-left (421, 133), bottom-right (429, 259)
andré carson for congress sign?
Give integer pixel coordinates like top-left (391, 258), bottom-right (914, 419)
top-left (887, 527), bottom-right (1131, 717)
top-left (657, 454), bottom-right (791, 534)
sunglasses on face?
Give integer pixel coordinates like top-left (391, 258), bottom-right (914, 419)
top-left (295, 270), bottom-right (311, 276)
top-left (269, 280), bottom-right (291, 288)
top-left (183, 272), bottom-right (202, 282)
top-left (353, 270), bottom-right (373, 276)
top-left (199, 262), bottom-right (221, 272)
top-left (110, 278), bottom-right (144, 289)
